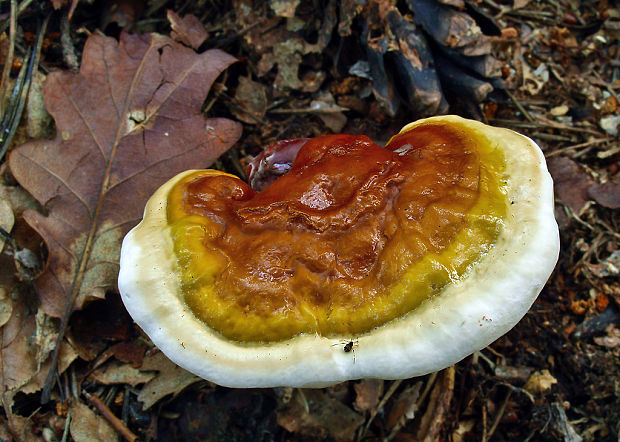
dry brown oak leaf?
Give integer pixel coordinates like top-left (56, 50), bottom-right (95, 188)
top-left (9, 32), bottom-right (242, 317)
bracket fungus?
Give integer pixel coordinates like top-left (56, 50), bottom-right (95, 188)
top-left (118, 115), bottom-right (559, 388)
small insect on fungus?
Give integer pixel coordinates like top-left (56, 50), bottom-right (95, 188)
top-left (332, 339), bottom-right (359, 363)
top-left (343, 341), bottom-right (355, 353)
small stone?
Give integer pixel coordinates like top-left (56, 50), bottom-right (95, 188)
top-left (550, 104), bottom-right (569, 116)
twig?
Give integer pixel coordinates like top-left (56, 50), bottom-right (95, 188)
top-left (296, 389), bottom-right (310, 414)
top-left (416, 371), bottom-right (438, 410)
top-left (360, 379), bottom-right (403, 438)
top-left (0, 0), bottom-right (17, 116)
top-left (491, 118), bottom-right (602, 136)
top-left (481, 401), bottom-right (488, 442)
top-left (475, 350), bottom-right (497, 370)
top-left (415, 366), bottom-right (455, 441)
top-left (506, 9), bottom-right (556, 22)
top-left (531, 132), bottom-right (575, 142)
top-left (61, 405), bottom-right (71, 442)
top-left (383, 373), bottom-right (439, 442)
top-left (60, 11), bottom-right (79, 71)
top-left (497, 382), bottom-right (535, 404)
top-left (503, 88), bottom-right (534, 122)
top-left (0, 0), bottom-right (36, 34)
top-left (268, 106), bottom-right (349, 115)
top-left (384, 381), bottom-right (423, 442)
top-left (0, 14), bottom-right (49, 162)
top-left (591, 71), bottom-right (619, 103)
top-left (486, 390), bottom-right (512, 441)
top-left (85, 392), bottom-right (138, 442)
top-left (545, 138), bottom-right (611, 158)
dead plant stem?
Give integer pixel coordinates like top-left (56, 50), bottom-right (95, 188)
top-left (85, 392), bottom-right (138, 442)
top-left (0, 0), bottom-right (16, 116)
top-left (503, 89), bottom-right (534, 122)
top-left (487, 390), bottom-right (512, 441)
top-left (545, 138), bottom-right (611, 158)
top-left (61, 405), bottom-right (71, 442)
top-left (416, 371), bottom-right (438, 410)
top-left (360, 379), bottom-right (403, 438)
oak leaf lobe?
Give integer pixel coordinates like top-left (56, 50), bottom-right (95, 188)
top-left (9, 32), bottom-right (242, 317)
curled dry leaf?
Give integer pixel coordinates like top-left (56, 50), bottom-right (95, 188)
top-left (276, 389), bottom-right (364, 442)
top-left (9, 32), bottom-right (242, 317)
top-left (0, 198), bottom-right (13, 252)
top-left (91, 360), bottom-right (156, 387)
top-left (231, 76), bottom-right (268, 124)
top-left (385, 382), bottom-right (422, 431)
top-left (353, 378), bottom-right (384, 413)
top-left (69, 399), bottom-right (117, 442)
top-left (0, 300), bottom-right (39, 393)
top-left (593, 324), bottom-right (620, 351)
top-left (0, 287), bottom-right (12, 327)
top-left (167, 10), bottom-right (209, 50)
top-left (588, 181), bottom-right (620, 209)
top-left (137, 351), bottom-right (200, 409)
top-left (524, 369), bottom-right (558, 395)
top-left (547, 157), bottom-right (595, 214)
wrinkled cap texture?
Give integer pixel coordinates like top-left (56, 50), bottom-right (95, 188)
top-left (118, 115), bottom-right (560, 388)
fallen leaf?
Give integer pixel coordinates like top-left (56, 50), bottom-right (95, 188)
top-left (588, 181), bottom-right (620, 209)
top-left (0, 287), bottom-right (12, 327)
top-left (231, 76), bottom-right (268, 124)
top-left (312, 91), bottom-right (347, 132)
top-left (2, 414), bottom-right (41, 442)
top-left (585, 250), bottom-right (620, 278)
top-left (167, 10), bottom-right (208, 50)
top-left (69, 399), bottom-right (117, 442)
top-left (245, 2), bottom-right (335, 91)
top-left (593, 324), bottom-right (620, 349)
top-left (415, 367), bottom-right (455, 441)
top-left (67, 293), bottom-right (134, 361)
top-left (34, 307), bottom-right (59, 369)
top-left (0, 299), bottom-right (39, 393)
top-left (524, 369), bottom-right (558, 394)
top-left (100, 0), bottom-right (143, 31)
top-left (547, 157), bottom-right (595, 214)
top-left (0, 33), bottom-right (7, 66)
top-left (0, 416), bottom-right (10, 441)
top-left (26, 71), bottom-right (53, 140)
top-left (270, 0), bottom-right (300, 17)
top-left (513, 0), bottom-right (530, 9)
top-left (91, 360), bottom-right (156, 387)
top-left (521, 60), bottom-right (549, 95)
top-left (58, 339), bottom-right (79, 374)
top-left (20, 338), bottom-right (79, 395)
top-left (0, 198), bottom-right (13, 252)
top-left (137, 350), bottom-right (199, 409)
top-left (353, 378), bottom-right (383, 413)
top-left (0, 167), bottom-right (41, 216)
top-left (9, 32), bottom-right (242, 317)
top-left (600, 115), bottom-right (620, 136)
top-left (276, 389), bottom-right (363, 441)
top-left (109, 341), bottom-right (146, 367)
top-left (452, 419), bottom-right (475, 442)
top-left (386, 382), bottom-right (422, 431)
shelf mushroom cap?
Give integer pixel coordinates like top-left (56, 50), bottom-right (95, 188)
top-left (118, 115), bottom-right (560, 388)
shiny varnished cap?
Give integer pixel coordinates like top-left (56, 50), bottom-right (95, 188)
top-left (118, 116), bottom-right (560, 388)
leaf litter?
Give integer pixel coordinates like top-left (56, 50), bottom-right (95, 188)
top-left (0, 1), bottom-right (619, 441)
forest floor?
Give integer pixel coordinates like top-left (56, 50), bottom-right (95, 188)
top-left (0, 0), bottom-right (619, 441)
